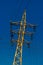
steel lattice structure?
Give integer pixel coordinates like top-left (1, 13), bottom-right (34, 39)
top-left (12, 11), bottom-right (26, 65)
top-left (10, 10), bottom-right (36, 65)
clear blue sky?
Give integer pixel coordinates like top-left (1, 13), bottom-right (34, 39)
top-left (0, 0), bottom-right (43, 65)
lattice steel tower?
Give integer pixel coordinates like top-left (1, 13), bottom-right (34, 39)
top-left (10, 10), bottom-right (36, 65)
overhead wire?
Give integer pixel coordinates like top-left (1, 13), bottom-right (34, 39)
top-left (25, 0), bottom-right (32, 22)
top-left (10, 0), bottom-right (20, 20)
top-left (15, 0), bottom-right (25, 19)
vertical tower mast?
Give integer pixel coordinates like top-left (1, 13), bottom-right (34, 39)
top-left (13, 11), bottom-right (26, 65)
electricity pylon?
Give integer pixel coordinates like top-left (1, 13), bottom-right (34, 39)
top-left (10, 10), bottom-right (36, 65)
